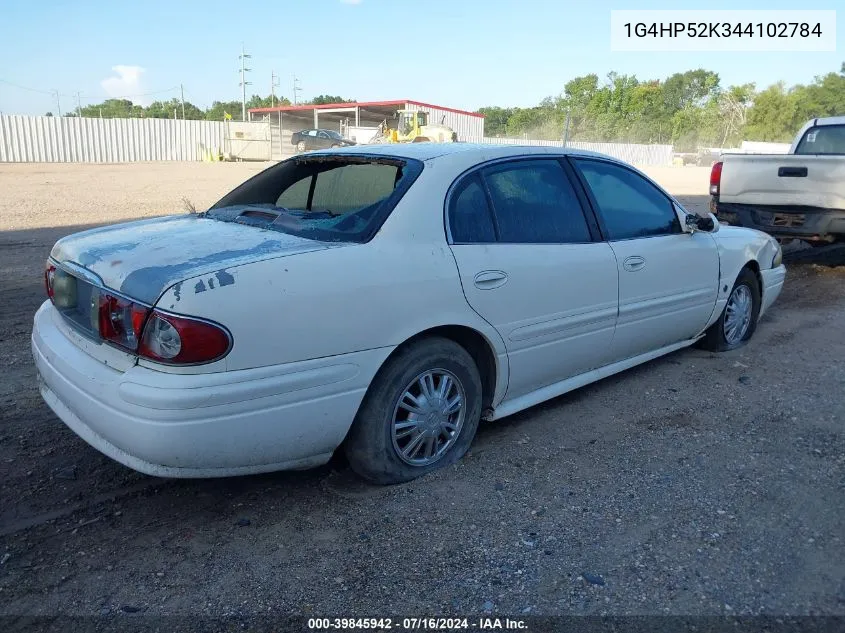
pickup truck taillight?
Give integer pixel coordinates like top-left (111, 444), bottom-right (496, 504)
top-left (710, 161), bottom-right (723, 196)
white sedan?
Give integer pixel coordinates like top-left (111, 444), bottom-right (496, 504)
top-left (32, 144), bottom-right (786, 484)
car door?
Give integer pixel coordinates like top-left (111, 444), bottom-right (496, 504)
top-left (570, 157), bottom-right (719, 362)
top-left (316, 130), bottom-right (332, 149)
top-left (447, 158), bottom-right (619, 400)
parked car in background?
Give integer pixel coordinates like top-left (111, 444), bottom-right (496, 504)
top-left (33, 144), bottom-right (785, 486)
top-left (291, 128), bottom-right (356, 152)
top-left (710, 116), bottom-right (845, 245)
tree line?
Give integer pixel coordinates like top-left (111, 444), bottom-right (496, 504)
top-left (479, 63), bottom-right (845, 150)
top-left (47, 94), bottom-right (355, 122)
top-left (44, 63), bottom-right (844, 150)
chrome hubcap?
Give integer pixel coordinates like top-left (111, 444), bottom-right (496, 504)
top-left (724, 284), bottom-right (753, 344)
top-left (391, 369), bottom-right (466, 467)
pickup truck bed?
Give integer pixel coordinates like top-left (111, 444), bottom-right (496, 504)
top-left (710, 117), bottom-right (845, 243)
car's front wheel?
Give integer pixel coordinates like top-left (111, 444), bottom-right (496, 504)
top-left (701, 267), bottom-right (761, 351)
top-left (345, 337), bottom-right (482, 484)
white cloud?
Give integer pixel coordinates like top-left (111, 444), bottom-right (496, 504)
top-left (340, 0), bottom-right (362, 4)
top-left (101, 65), bottom-right (148, 105)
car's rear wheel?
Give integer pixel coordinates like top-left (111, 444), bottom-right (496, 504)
top-left (296, 140), bottom-right (306, 152)
top-left (345, 337), bottom-right (482, 484)
top-left (701, 267), bottom-right (761, 351)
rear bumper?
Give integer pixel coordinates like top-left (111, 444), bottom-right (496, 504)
top-left (712, 199), bottom-right (845, 241)
top-left (31, 301), bottom-right (389, 478)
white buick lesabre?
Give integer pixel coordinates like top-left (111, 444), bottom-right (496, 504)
top-left (32, 144), bottom-right (786, 484)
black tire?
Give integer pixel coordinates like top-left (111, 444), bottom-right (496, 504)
top-left (344, 337), bottom-right (483, 485)
top-left (700, 267), bottom-right (761, 352)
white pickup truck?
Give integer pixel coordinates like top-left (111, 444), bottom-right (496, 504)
top-left (710, 116), bottom-right (845, 244)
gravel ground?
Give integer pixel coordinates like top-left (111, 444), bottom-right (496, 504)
top-left (0, 162), bottom-right (843, 619)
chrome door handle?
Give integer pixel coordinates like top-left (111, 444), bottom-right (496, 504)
top-left (474, 270), bottom-right (508, 289)
top-left (622, 256), bottom-right (646, 272)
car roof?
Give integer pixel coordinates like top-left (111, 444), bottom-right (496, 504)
top-left (307, 142), bottom-right (624, 164)
top-left (812, 116), bottom-right (845, 127)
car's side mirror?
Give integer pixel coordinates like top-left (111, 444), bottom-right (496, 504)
top-left (685, 213), bottom-right (715, 233)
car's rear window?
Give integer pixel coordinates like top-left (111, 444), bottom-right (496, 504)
top-left (794, 124), bottom-right (845, 155)
top-left (207, 155), bottom-right (423, 243)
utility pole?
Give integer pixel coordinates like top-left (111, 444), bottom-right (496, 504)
top-left (239, 44), bottom-right (252, 121)
top-left (74, 91), bottom-right (82, 117)
top-left (562, 109), bottom-right (571, 147)
top-left (180, 84), bottom-right (185, 119)
top-left (53, 90), bottom-right (62, 116)
top-left (271, 71), bottom-right (280, 108)
top-left (292, 75), bottom-right (302, 106)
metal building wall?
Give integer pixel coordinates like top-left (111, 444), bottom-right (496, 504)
top-left (0, 115), bottom-right (227, 163)
top-left (402, 102), bottom-right (484, 141)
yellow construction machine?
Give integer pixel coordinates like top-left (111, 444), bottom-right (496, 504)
top-left (370, 109), bottom-right (458, 144)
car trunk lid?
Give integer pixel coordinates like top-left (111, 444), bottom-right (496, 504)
top-left (49, 213), bottom-right (342, 306)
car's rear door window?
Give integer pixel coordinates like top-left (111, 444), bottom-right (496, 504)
top-left (448, 175), bottom-right (497, 243)
top-left (481, 159), bottom-right (592, 244)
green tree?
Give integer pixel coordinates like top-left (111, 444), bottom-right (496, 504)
top-left (744, 83), bottom-right (801, 141)
top-left (145, 98), bottom-right (204, 119)
top-left (79, 99), bottom-right (144, 118)
top-left (205, 100), bottom-right (243, 121)
top-left (477, 106), bottom-right (516, 136)
top-left (661, 69), bottom-right (721, 113)
top-left (308, 95), bottom-right (355, 105)
top-left (246, 94), bottom-right (291, 109)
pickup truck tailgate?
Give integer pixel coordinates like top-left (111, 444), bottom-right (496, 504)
top-left (719, 154), bottom-right (845, 211)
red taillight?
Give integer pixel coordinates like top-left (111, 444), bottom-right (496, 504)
top-left (45, 263), bottom-right (56, 300)
top-left (710, 161), bottom-right (723, 196)
top-left (138, 311), bottom-right (230, 365)
top-left (98, 293), bottom-right (150, 351)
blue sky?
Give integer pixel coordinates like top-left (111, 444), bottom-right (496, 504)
top-left (0, 0), bottom-right (841, 115)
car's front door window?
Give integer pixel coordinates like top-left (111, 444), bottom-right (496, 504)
top-left (573, 159), bottom-right (681, 240)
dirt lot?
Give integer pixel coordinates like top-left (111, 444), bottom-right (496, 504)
top-left (0, 162), bottom-right (843, 620)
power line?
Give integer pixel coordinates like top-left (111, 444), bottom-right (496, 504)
top-left (0, 79), bottom-right (180, 102)
top-left (0, 78), bottom-right (63, 96)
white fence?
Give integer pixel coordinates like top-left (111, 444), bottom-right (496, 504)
top-left (0, 115), bottom-right (227, 163)
top-left (476, 137), bottom-right (674, 166)
top-left (0, 115), bottom-right (676, 167)
top-left (738, 140), bottom-right (791, 154)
